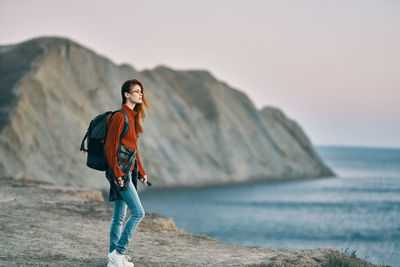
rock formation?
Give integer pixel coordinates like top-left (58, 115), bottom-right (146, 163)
top-left (0, 36), bottom-right (334, 191)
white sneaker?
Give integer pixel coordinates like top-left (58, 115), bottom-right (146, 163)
top-left (123, 255), bottom-right (134, 267)
top-left (108, 249), bottom-right (134, 267)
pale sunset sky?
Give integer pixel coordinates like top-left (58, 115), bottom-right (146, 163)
top-left (1, 0), bottom-right (399, 148)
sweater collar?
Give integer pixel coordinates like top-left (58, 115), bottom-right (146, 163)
top-left (122, 103), bottom-right (137, 117)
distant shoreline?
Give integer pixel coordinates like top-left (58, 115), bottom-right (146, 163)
top-left (315, 144), bottom-right (400, 150)
top-left (129, 174), bottom-right (337, 193)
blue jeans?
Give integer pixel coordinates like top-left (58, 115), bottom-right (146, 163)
top-left (109, 164), bottom-right (145, 254)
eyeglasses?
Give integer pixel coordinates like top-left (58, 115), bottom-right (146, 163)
top-left (128, 90), bottom-right (143, 95)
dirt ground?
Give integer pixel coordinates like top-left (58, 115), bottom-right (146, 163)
top-left (0, 176), bottom-right (377, 267)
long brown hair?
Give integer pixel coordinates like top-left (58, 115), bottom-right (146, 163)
top-left (121, 79), bottom-right (150, 136)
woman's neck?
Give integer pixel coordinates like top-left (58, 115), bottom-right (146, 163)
top-left (125, 101), bottom-right (136, 110)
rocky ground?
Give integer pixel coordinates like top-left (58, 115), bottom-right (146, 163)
top-left (0, 176), bottom-right (380, 267)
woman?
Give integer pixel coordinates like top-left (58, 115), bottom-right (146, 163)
top-left (105, 79), bottom-right (150, 267)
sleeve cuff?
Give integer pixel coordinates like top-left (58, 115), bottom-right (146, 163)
top-left (114, 166), bottom-right (125, 178)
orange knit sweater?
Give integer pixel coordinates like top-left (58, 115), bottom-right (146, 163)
top-left (105, 104), bottom-right (146, 178)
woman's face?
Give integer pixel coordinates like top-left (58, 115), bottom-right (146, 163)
top-left (125, 84), bottom-right (143, 104)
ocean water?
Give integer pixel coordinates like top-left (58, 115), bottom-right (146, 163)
top-left (139, 146), bottom-right (400, 266)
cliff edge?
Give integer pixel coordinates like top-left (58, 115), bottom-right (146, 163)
top-left (0, 176), bottom-right (379, 267)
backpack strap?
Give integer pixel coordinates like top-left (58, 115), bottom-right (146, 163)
top-left (114, 109), bottom-right (129, 142)
top-left (80, 132), bottom-right (89, 152)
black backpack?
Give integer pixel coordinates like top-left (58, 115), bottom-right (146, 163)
top-left (80, 109), bottom-right (129, 171)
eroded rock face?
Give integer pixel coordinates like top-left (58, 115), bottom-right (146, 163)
top-left (0, 36), bottom-right (334, 191)
top-left (0, 177), bottom-right (376, 267)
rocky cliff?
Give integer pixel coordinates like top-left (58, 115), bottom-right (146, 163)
top-left (0, 36), bottom-right (334, 191)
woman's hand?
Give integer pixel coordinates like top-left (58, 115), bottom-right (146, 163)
top-left (139, 175), bottom-right (148, 186)
top-left (117, 176), bottom-right (124, 187)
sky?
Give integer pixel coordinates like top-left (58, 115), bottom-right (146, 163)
top-left (1, 0), bottom-right (399, 148)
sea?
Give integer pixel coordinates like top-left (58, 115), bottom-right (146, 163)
top-left (139, 145), bottom-right (400, 266)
